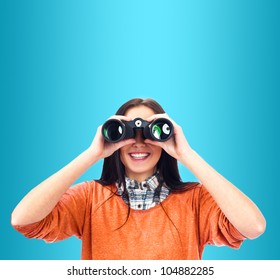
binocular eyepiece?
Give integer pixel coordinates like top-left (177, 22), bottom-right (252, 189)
top-left (102, 117), bottom-right (174, 143)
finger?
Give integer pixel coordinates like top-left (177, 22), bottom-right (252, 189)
top-left (144, 139), bottom-right (165, 148)
top-left (114, 138), bottom-right (136, 150)
top-left (92, 126), bottom-right (105, 143)
top-left (107, 115), bottom-right (132, 121)
top-left (146, 113), bottom-right (169, 122)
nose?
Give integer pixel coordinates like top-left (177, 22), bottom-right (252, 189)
top-left (133, 130), bottom-right (146, 146)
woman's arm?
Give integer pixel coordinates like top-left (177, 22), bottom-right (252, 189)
top-left (145, 114), bottom-right (266, 240)
top-left (11, 118), bottom-right (135, 226)
top-left (180, 149), bottom-right (266, 239)
top-left (11, 149), bottom-right (98, 226)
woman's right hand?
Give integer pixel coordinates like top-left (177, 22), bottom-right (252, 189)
top-left (87, 115), bottom-right (136, 162)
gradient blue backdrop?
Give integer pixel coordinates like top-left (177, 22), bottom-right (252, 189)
top-left (1, 0), bottom-right (279, 259)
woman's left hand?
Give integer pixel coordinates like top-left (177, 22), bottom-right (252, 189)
top-left (144, 114), bottom-right (192, 162)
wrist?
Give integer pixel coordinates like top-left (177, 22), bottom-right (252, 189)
top-left (81, 148), bottom-right (100, 167)
top-left (178, 148), bottom-right (197, 168)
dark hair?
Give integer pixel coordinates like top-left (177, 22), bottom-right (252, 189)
top-left (97, 98), bottom-right (193, 192)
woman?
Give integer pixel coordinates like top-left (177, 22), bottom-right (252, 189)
top-left (11, 98), bottom-right (266, 259)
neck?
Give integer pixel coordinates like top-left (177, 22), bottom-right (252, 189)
top-left (125, 170), bottom-right (157, 182)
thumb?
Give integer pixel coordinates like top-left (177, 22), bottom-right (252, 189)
top-left (114, 138), bottom-right (136, 150)
top-left (144, 139), bottom-right (164, 148)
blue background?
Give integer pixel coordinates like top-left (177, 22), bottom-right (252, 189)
top-left (1, 0), bottom-right (279, 259)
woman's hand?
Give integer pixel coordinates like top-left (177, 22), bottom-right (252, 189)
top-left (144, 113), bottom-right (192, 162)
top-left (86, 115), bottom-right (136, 162)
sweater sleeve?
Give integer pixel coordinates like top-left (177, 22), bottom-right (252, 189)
top-left (198, 185), bottom-right (246, 249)
top-left (12, 181), bottom-right (91, 243)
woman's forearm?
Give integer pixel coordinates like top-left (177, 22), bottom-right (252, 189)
top-left (11, 149), bottom-right (98, 226)
top-left (180, 149), bottom-right (266, 239)
top-left (11, 121), bottom-right (136, 227)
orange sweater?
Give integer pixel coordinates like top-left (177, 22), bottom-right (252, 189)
top-left (13, 181), bottom-right (245, 259)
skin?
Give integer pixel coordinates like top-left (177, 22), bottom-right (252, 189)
top-left (11, 105), bottom-right (266, 240)
top-left (120, 106), bottom-right (162, 182)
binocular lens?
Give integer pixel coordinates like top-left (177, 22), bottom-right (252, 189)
top-left (151, 121), bottom-right (171, 140)
top-left (102, 120), bottom-right (124, 142)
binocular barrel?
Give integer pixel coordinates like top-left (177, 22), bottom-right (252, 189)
top-left (102, 117), bottom-right (174, 143)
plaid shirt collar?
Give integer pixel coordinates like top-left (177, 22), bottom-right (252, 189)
top-left (116, 172), bottom-right (170, 210)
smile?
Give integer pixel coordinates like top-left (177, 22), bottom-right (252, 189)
top-left (129, 153), bottom-right (150, 160)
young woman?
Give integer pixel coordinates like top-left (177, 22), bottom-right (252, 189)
top-left (11, 98), bottom-right (266, 259)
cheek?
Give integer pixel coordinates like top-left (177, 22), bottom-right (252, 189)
top-left (120, 146), bottom-right (131, 166)
top-left (153, 147), bottom-right (162, 161)
top-left (119, 148), bottom-right (126, 164)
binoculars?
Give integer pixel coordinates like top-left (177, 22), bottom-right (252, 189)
top-left (102, 117), bottom-right (174, 143)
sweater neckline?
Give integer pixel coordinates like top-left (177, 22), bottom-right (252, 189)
top-left (114, 186), bottom-right (177, 213)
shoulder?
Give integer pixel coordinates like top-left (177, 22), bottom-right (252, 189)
top-left (174, 182), bottom-right (203, 197)
top-left (169, 183), bottom-right (212, 208)
top-left (69, 180), bottom-right (117, 200)
top-left (70, 180), bottom-right (115, 191)
top-left (180, 182), bottom-right (212, 198)
top-left (167, 182), bottom-right (202, 204)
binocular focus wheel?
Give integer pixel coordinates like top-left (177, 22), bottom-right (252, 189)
top-left (135, 119), bottom-right (142, 127)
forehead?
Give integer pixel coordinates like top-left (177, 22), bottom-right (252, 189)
top-left (125, 105), bottom-right (155, 120)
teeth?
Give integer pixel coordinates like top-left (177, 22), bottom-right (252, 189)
top-left (130, 153), bottom-right (149, 159)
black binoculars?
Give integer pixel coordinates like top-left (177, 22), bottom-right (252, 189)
top-left (102, 117), bottom-right (174, 143)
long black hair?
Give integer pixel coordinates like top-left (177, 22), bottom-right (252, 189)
top-left (97, 98), bottom-right (194, 193)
